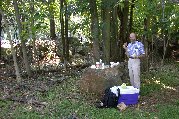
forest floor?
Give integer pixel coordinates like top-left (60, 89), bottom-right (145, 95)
top-left (0, 61), bottom-right (179, 119)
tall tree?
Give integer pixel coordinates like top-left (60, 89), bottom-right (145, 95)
top-left (129, 0), bottom-right (135, 33)
top-left (64, 0), bottom-right (69, 61)
top-left (88, 0), bottom-right (100, 62)
top-left (29, 0), bottom-right (37, 62)
top-left (0, 13), bottom-right (2, 60)
top-left (101, 0), bottom-right (111, 64)
top-left (13, 0), bottom-right (31, 76)
top-left (143, 17), bottom-right (150, 72)
top-left (60, 0), bottom-right (69, 69)
top-left (48, 0), bottom-right (56, 40)
top-left (0, 0), bottom-right (2, 60)
top-left (110, 1), bottom-right (119, 62)
top-left (118, 0), bottom-right (129, 61)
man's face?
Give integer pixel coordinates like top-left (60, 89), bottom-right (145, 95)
top-left (129, 33), bottom-right (136, 43)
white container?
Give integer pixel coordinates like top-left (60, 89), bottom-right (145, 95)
top-left (110, 62), bottom-right (114, 68)
top-left (96, 62), bottom-right (100, 69)
top-left (117, 86), bottom-right (139, 94)
top-left (90, 65), bottom-right (96, 69)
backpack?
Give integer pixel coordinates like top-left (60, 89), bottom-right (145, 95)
top-left (96, 87), bottom-right (120, 108)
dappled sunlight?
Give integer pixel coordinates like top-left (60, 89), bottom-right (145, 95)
top-left (71, 58), bottom-right (84, 65)
top-left (31, 52), bottom-right (62, 70)
top-left (162, 84), bottom-right (176, 90)
top-left (153, 79), bottom-right (176, 91)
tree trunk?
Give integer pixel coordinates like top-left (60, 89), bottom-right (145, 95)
top-left (89, 0), bottom-right (100, 63)
top-left (118, 0), bottom-right (129, 61)
top-left (0, 10), bottom-right (22, 81)
top-left (0, 12), bottom-right (2, 60)
top-left (48, 0), bottom-right (56, 40)
top-left (129, 0), bottom-right (135, 33)
top-left (50, 15), bottom-right (56, 39)
top-left (110, 5), bottom-right (119, 62)
top-left (60, 0), bottom-right (67, 69)
top-left (13, 0), bottom-right (31, 76)
top-left (64, 0), bottom-right (69, 61)
top-left (161, 30), bottom-right (169, 65)
top-left (29, 0), bottom-right (37, 63)
top-left (102, 1), bottom-right (111, 64)
top-left (143, 17), bottom-right (150, 72)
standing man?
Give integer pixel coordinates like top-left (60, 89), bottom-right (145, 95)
top-left (123, 33), bottom-right (145, 89)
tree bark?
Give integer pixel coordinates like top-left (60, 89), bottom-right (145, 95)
top-left (64, 0), bottom-right (69, 61)
top-left (29, 0), bottom-right (37, 63)
top-left (48, 0), bottom-right (56, 40)
top-left (129, 0), bottom-right (135, 33)
top-left (60, 0), bottom-right (67, 69)
top-left (13, 0), bottom-right (31, 76)
top-left (102, 1), bottom-right (111, 64)
top-left (118, 0), bottom-right (129, 61)
top-left (0, 13), bottom-right (2, 60)
top-left (110, 5), bottom-right (119, 62)
top-left (89, 0), bottom-right (100, 62)
top-left (0, 0), bottom-right (2, 60)
top-left (143, 17), bottom-right (150, 72)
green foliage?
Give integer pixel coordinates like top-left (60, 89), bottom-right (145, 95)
top-left (0, 100), bottom-right (14, 119)
top-left (132, 0), bottom-right (179, 42)
top-left (141, 64), bottom-right (179, 96)
top-left (151, 104), bottom-right (179, 119)
top-left (1, 0), bottom-right (179, 46)
top-left (176, 100), bottom-right (179, 106)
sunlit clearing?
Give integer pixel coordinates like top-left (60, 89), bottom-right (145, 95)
top-left (154, 79), bottom-right (176, 91)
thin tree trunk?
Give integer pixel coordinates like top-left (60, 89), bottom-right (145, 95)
top-left (161, 31), bottom-right (169, 65)
top-left (29, 0), bottom-right (37, 63)
top-left (0, 9), bottom-right (22, 81)
top-left (50, 15), bottom-right (56, 39)
top-left (129, 0), bottom-right (135, 33)
top-left (64, 0), bottom-right (69, 61)
top-left (48, 0), bottom-right (56, 40)
top-left (13, 0), bottom-right (31, 76)
top-left (89, 0), bottom-right (100, 62)
top-left (0, 13), bottom-right (2, 60)
top-left (0, 0), bottom-right (2, 60)
top-left (143, 17), bottom-right (150, 72)
top-left (60, 0), bottom-right (67, 70)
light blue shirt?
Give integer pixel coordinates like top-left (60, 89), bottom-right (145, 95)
top-left (127, 41), bottom-right (145, 57)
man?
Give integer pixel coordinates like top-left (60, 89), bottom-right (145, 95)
top-left (123, 33), bottom-right (145, 89)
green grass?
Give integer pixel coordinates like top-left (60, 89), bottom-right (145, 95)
top-left (150, 104), bottom-right (179, 119)
top-left (0, 64), bottom-right (179, 119)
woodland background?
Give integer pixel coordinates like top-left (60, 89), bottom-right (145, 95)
top-left (0, 0), bottom-right (179, 118)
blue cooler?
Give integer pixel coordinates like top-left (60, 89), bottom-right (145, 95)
top-left (118, 86), bottom-right (139, 105)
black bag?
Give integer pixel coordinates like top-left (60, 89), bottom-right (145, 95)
top-left (96, 87), bottom-right (120, 108)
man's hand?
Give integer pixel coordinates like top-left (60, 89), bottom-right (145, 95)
top-left (123, 42), bottom-right (129, 57)
top-left (123, 42), bottom-right (127, 50)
